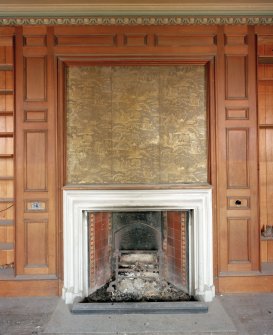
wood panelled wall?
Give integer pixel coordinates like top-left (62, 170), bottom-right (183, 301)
top-left (216, 26), bottom-right (260, 283)
top-left (15, 26), bottom-right (58, 278)
top-left (0, 24), bottom-right (272, 296)
top-left (0, 28), bottom-right (15, 268)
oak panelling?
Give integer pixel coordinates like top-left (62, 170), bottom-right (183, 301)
top-left (226, 108), bottom-right (249, 120)
top-left (259, 129), bottom-right (273, 230)
top-left (258, 64), bottom-right (273, 81)
top-left (24, 131), bottom-right (47, 191)
top-left (0, 156), bottom-right (13, 178)
top-left (16, 26), bottom-right (57, 278)
top-left (155, 34), bottom-right (216, 47)
top-left (24, 110), bottom-right (47, 122)
top-left (0, 224), bottom-right (14, 244)
top-left (0, 179), bottom-right (13, 198)
top-left (225, 35), bottom-right (247, 46)
top-left (226, 128), bottom-right (249, 188)
top-left (0, 71), bottom-right (13, 91)
top-left (225, 55), bottom-right (247, 99)
top-left (227, 197), bottom-right (250, 210)
top-left (268, 241), bottom-right (273, 262)
top-left (0, 33), bottom-right (15, 268)
top-left (0, 279), bottom-right (59, 297)
top-left (24, 220), bottom-right (48, 270)
top-left (24, 56), bottom-right (47, 102)
top-left (53, 26), bottom-right (218, 56)
top-left (258, 80), bottom-right (273, 125)
top-left (23, 36), bottom-right (47, 47)
top-left (217, 25), bottom-right (259, 276)
top-left (124, 34), bottom-right (148, 47)
top-left (228, 218), bottom-right (250, 263)
top-left (56, 35), bottom-right (116, 46)
top-left (218, 276), bottom-right (273, 293)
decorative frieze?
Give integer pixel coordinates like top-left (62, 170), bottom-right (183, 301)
top-left (0, 16), bottom-right (273, 26)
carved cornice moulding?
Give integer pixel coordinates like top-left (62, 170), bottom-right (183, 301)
top-left (0, 16), bottom-right (273, 25)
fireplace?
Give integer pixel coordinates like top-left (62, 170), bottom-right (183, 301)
top-left (62, 188), bottom-right (215, 304)
top-left (86, 210), bottom-right (191, 302)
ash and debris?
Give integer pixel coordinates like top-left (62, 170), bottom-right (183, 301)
top-left (83, 251), bottom-right (193, 303)
top-left (83, 276), bottom-right (193, 303)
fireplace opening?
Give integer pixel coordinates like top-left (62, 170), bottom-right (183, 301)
top-left (83, 210), bottom-right (194, 303)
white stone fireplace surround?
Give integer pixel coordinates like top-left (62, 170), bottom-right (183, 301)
top-left (62, 188), bottom-right (215, 304)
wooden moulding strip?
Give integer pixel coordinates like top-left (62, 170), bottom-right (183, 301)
top-left (218, 276), bottom-right (273, 293)
top-left (0, 279), bottom-right (59, 296)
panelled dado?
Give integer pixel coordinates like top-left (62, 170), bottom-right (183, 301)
top-left (0, 23), bottom-right (270, 296)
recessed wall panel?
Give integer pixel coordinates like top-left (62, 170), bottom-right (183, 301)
top-left (228, 218), bottom-right (249, 262)
top-left (25, 131), bottom-right (47, 191)
top-left (225, 55), bottom-right (247, 99)
top-left (25, 221), bottom-right (48, 267)
top-left (24, 57), bottom-right (47, 101)
top-left (227, 128), bottom-right (249, 188)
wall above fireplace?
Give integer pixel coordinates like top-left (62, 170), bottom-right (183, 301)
top-left (66, 65), bottom-right (207, 185)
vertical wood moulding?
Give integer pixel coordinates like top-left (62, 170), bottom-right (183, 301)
top-left (216, 25), bottom-right (228, 274)
top-left (247, 25), bottom-right (259, 270)
top-left (15, 26), bottom-right (25, 274)
top-left (46, 26), bottom-right (58, 277)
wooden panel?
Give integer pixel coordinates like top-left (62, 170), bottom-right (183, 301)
top-left (0, 180), bottom-right (13, 198)
top-left (219, 276), bottom-right (273, 293)
top-left (226, 128), bottom-right (249, 188)
top-left (261, 240), bottom-right (268, 263)
top-left (24, 36), bottom-right (47, 47)
top-left (225, 35), bottom-right (247, 46)
top-left (0, 279), bottom-right (58, 296)
top-left (0, 156), bottom-right (13, 178)
top-left (258, 80), bottom-right (273, 125)
top-left (227, 197), bottom-right (250, 209)
top-left (25, 221), bottom-right (48, 267)
top-left (124, 34), bottom-right (148, 47)
top-left (25, 131), bottom-right (47, 191)
top-left (226, 108), bottom-right (249, 120)
top-left (24, 56), bottom-right (47, 101)
top-left (156, 34), bottom-right (215, 47)
top-left (0, 225), bottom-right (14, 243)
top-left (228, 218), bottom-right (250, 263)
top-left (267, 241), bottom-right (273, 262)
top-left (225, 55), bottom-right (247, 99)
top-left (56, 35), bottom-right (116, 46)
top-left (24, 110), bottom-right (47, 122)
top-left (259, 129), bottom-right (273, 230)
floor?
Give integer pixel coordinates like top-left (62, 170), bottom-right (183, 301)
top-left (0, 294), bottom-right (272, 335)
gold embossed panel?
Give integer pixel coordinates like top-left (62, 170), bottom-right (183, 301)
top-left (66, 65), bottom-right (207, 184)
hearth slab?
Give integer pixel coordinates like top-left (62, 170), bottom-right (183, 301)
top-left (71, 301), bottom-right (208, 314)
